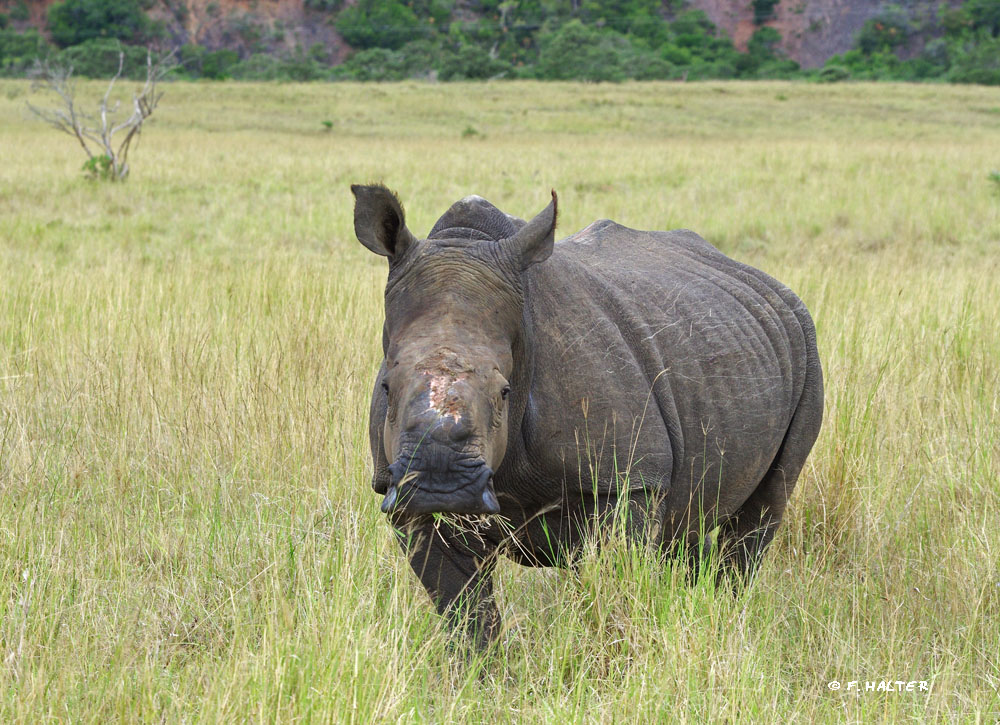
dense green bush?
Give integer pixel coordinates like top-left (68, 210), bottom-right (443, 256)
top-left (303, 0), bottom-right (344, 10)
top-left (438, 43), bottom-right (511, 80)
top-left (964, 0), bottom-right (1000, 36)
top-left (947, 34), bottom-right (1000, 84)
top-left (335, 0), bottom-right (426, 50)
top-left (335, 39), bottom-right (448, 81)
top-left (623, 48), bottom-right (674, 80)
top-left (733, 27), bottom-right (799, 78)
top-left (334, 48), bottom-right (407, 81)
top-left (10, 0), bottom-right (29, 22)
top-left (751, 0), bottom-right (779, 26)
top-left (535, 21), bottom-right (628, 81)
top-left (818, 64), bottom-right (849, 82)
top-left (577, 0), bottom-right (663, 38)
top-left (818, 0), bottom-right (1000, 85)
top-left (854, 5), bottom-right (911, 55)
top-left (177, 44), bottom-right (239, 79)
top-left (203, 48), bottom-right (239, 79)
top-left (669, 10), bottom-right (740, 66)
top-left (530, 11), bottom-right (739, 82)
top-left (47, 0), bottom-right (159, 48)
top-left (0, 28), bottom-right (49, 75)
top-left (227, 53), bottom-right (289, 80)
top-left (229, 49), bottom-right (332, 81)
top-left (393, 39), bottom-right (444, 77)
top-left (56, 38), bottom-right (154, 78)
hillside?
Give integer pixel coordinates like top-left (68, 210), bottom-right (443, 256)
top-left (0, 0), bottom-right (957, 69)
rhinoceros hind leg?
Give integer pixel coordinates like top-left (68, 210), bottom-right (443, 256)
top-left (719, 347), bottom-right (823, 583)
top-left (716, 481), bottom-right (788, 583)
top-left (717, 426), bottom-right (816, 582)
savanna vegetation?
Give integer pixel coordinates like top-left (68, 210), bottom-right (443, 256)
top-left (1, 0), bottom-right (1000, 83)
top-left (1, 80), bottom-right (998, 720)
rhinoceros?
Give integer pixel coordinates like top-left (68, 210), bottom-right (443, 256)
top-left (352, 184), bottom-right (823, 646)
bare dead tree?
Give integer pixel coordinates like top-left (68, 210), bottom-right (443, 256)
top-left (27, 49), bottom-right (176, 181)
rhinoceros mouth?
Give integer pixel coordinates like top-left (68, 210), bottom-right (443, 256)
top-left (381, 459), bottom-right (500, 516)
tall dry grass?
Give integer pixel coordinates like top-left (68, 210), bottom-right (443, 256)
top-left (0, 80), bottom-right (997, 721)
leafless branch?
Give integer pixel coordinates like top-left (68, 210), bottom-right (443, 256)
top-left (27, 47), bottom-right (177, 181)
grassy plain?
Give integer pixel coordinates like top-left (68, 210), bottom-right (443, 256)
top-left (0, 79), bottom-right (998, 722)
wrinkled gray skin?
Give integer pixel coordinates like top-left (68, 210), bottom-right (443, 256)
top-left (353, 184), bottom-right (823, 648)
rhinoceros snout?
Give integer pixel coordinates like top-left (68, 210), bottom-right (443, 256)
top-left (382, 457), bottom-right (500, 516)
top-left (405, 407), bottom-right (474, 446)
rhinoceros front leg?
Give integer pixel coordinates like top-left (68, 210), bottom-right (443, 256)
top-left (392, 517), bottom-right (500, 648)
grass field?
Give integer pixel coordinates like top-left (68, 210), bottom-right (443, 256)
top-left (1, 79), bottom-right (998, 722)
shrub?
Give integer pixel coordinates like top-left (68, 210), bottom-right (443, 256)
top-left (202, 48), bottom-right (239, 79)
top-left (747, 26), bottom-right (782, 58)
top-left (535, 20), bottom-right (629, 82)
top-left (180, 45), bottom-right (240, 79)
top-left (921, 37), bottom-right (949, 68)
top-left (623, 49), bottom-right (674, 80)
top-left (576, 0), bottom-right (671, 46)
top-left (334, 47), bottom-right (405, 81)
top-left (56, 39), bottom-right (154, 79)
top-left (668, 10), bottom-right (741, 66)
top-left (335, 0), bottom-right (424, 50)
top-left (439, 43), bottom-right (510, 80)
top-left (0, 28), bottom-right (50, 75)
top-left (395, 39), bottom-right (443, 77)
top-left (10, 0), bottom-right (29, 22)
top-left (227, 53), bottom-right (286, 80)
top-left (47, 0), bottom-right (157, 48)
top-left (685, 59), bottom-right (737, 79)
top-left (988, 169), bottom-right (1000, 192)
top-left (335, 39), bottom-right (450, 81)
top-left (660, 44), bottom-right (692, 66)
top-left (229, 51), bottom-right (330, 81)
top-left (854, 5), bottom-right (911, 55)
top-left (965, 0), bottom-right (1000, 37)
top-left (752, 0), bottom-right (779, 26)
top-left (947, 34), bottom-right (1000, 84)
top-left (304, 0), bottom-right (343, 10)
top-left (752, 58), bottom-right (800, 78)
top-left (81, 153), bottom-right (114, 180)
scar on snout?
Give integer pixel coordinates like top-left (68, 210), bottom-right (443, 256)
top-left (419, 349), bottom-right (473, 415)
top-left (426, 373), bottom-right (466, 412)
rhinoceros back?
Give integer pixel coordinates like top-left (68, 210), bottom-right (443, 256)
top-left (523, 219), bottom-right (818, 521)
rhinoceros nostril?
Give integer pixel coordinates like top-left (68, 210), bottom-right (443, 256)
top-left (423, 414), bottom-right (472, 445)
top-left (388, 461), bottom-right (407, 485)
top-left (446, 415), bottom-right (472, 442)
top-left (380, 486), bottom-right (398, 513)
top-left (481, 484), bottom-right (500, 514)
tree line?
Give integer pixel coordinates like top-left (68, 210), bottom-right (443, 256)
top-left (1, 0), bottom-right (998, 84)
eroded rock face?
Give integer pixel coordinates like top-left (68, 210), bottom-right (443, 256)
top-left (699, 0), bottom-right (943, 68)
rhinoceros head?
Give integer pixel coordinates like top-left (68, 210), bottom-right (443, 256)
top-left (352, 184), bottom-right (557, 517)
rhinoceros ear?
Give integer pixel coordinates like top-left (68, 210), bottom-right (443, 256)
top-left (351, 184), bottom-right (417, 260)
top-left (500, 190), bottom-right (557, 271)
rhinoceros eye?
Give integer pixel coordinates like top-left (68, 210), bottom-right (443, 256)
top-left (384, 381), bottom-right (397, 423)
top-left (500, 385), bottom-right (511, 401)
